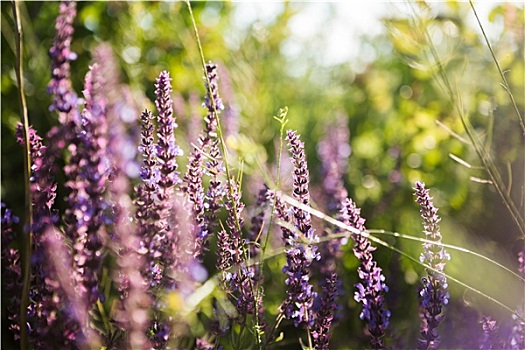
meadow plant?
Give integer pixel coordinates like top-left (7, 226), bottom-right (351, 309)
top-left (2, 1), bottom-right (524, 350)
top-left (414, 182), bottom-right (450, 349)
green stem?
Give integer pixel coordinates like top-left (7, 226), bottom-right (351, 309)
top-left (263, 107), bottom-right (288, 254)
top-left (12, 1), bottom-right (33, 349)
top-left (185, 2), bottom-right (263, 348)
top-left (468, 0), bottom-right (525, 136)
top-left (185, 0), bottom-right (242, 237)
top-left (257, 109), bottom-right (288, 348)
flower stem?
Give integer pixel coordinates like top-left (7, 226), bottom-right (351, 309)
top-left (12, 1), bottom-right (32, 349)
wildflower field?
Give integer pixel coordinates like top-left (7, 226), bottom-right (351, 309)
top-left (1, 1), bottom-right (524, 349)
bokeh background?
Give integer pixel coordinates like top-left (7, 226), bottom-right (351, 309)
top-left (2, 1), bottom-right (524, 348)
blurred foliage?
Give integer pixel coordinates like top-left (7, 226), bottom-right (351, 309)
top-left (1, 1), bottom-right (523, 349)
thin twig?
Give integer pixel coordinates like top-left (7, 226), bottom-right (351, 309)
top-left (468, 0), bottom-right (525, 135)
top-left (12, 1), bottom-right (33, 349)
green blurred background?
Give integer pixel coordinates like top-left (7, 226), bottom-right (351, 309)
top-left (1, 1), bottom-right (523, 348)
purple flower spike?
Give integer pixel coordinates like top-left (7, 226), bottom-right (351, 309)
top-left (1, 204), bottom-right (22, 341)
top-left (183, 144), bottom-right (208, 261)
top-left (313, 273), bottom-right (339, 350)
top-left (479, 316), bottom-right (503, 350)
top-left (286, 130), bottom-right (314, 240)
top-left (204, 62), bottom-right (224, 113)
top-left (48, 1), bottom-right (80, 117)
top-left (339, 197), bottom-right (390, 349)
top-left (64, 64), bottom-right (109, 304)
top-left (271, 131), bottom-right (320, 329)
top-left (183, 63), bottom-right (225, 259)
top-left (414, 181), bottom-right (450, 350)
top-left (135, 109), bottom-right (161, 273)
top-left (216, 180), bottom-right (259, 324)
top-left (16, 124), bottom-right (58, 232)
top-left (155, 70), bottom-right (182, 197)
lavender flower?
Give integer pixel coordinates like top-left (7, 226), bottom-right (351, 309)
top-left (134, 109), bottom-right (165, 290)
top-left (339, 197), bottom-right (390, 349)
top-left (108, 106), bottom-right (152, 349)
top-left (113, 215), bottom-right (152, 350)
top-left (224, 179), bottom-right (245, 268)
top-left (204, 62), bottom-right (225, 113)
top-left (414, 181), bottom-right (450, 350)
top-left (183, 149), bottom-right (208, 259)
top-left (46, 1), bottom-right (82, 165)
top-left (195, 338), bottom-right (215, 350)
top-left (272, 131), bottom-right (320, 329)
top-left (155, 70), bottom-right (182, 197)
top-left (183, 62), bottom-right (225, 258)
top-left (64, 63), bottom-right (109, 304)
top-left (216, 180), bottom-right (258, 324)
top-left (146, 70), bottom-right (185, 292)
top-left (42, 228), bottom-right (101, 349)
top-left (1, 203), bottom-right (22, 340)
top-left (148, 320), bottom-right (170, 349)
top-left (286, 130), bottom-right (315, 240)
top-left (312, 273), bottom-right (339, 350)
top-left (16, 124), bottom-right (58, 232)
top-left (267, 190), bottom-right (294, 244)
top-left (202, 63), bottom-right (226, 239)
top-left (47, 1), bottom-right (80, 117)
top-left (479, 316), bottom-right (504, 350)
top-left (94, 42), bottom-right (140, 183)
top-left (15, 125), bottom-right (82, 348)
top-left (510, 311), bottom-right (525, 350)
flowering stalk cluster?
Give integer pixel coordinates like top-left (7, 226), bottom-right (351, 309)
top-left (135, 109), bottom-right (163, 287)
top-left (414, 181), bottom-right (450, 350)
top-left (216, 180), bottom-right (258, 323)
top-left (183, 63), bottom-right (225, 259)
top-left (286, 130), bottom-right (315, 240)
top-left (155, 71), bottom-right (182, 198)
top-left (64, 64), bottom-right (109, 304)
top-left (312, 273), bottom-right (339, 350)
top-left (274, 131), bottom-right (320, 329)
top-left (479, 316), bottom-right (503, 350)
top-left (15, 125), bottom-right (81, 348)
top-left (41, 228), bottom-right (101, 349)
top-left (15, 124), bottom-right (58, 231)
top-left (135, 71), bottom-right (200, 348)
top-left (203, 63), bottom-right (226, 249)
top-left (94, 42), bottom-right (140, 191)
top-left (339, 197), bottom-right (390, 349)
top-left (47, 0), bottom-right (79, 117)
top-left (144, 70), bottom-right (184, 292)
top-left (1, 204), bottom-right (22, 340)
top-left (46, 0), bottom-right (82, 164)
top-left (107, 99), bottom-right (151, 348)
